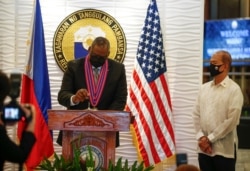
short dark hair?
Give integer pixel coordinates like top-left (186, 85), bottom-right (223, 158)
top-left (217, 50), bottom-right (232, 68)
top-left (0, 70), bottom-right (10, 109)
top-left (91, 37), bottom-right (110, 50)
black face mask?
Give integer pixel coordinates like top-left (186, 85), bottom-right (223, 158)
top-left (90, 55), bottom-right (106, 67)
top-left (209, 64), bottom-right (223, 77)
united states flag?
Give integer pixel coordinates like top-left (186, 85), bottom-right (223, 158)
top-left (126, 0), bottom-right (175, 167)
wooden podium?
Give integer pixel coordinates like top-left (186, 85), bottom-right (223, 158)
top-left (47, 109), bottom-right (131, 170)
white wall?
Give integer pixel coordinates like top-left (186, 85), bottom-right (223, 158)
top-left (0, 0), bottom-right (204, 170)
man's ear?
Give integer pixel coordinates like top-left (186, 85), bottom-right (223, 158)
top-left (88, 46), bottom-right (92, 52)
top-left (225, 63), bottom-right (230, 71)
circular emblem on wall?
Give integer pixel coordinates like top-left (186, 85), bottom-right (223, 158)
top-left (79, 145), bottom-right (104, 170)
top-left (53, 9), bottom-right (127, 72)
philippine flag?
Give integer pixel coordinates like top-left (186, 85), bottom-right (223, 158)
top-left (17, 0), bottom-right (54, 170)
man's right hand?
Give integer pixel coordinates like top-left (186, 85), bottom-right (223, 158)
top-left (72, 89), bottom-right (89, 104)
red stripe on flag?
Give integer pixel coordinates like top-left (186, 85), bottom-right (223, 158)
top-left (160, 76), bottom-right (172, 111)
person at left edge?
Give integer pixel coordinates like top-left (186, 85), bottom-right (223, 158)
top-left (0, 70), bottom-right (36, 171)
top-left (57, 36), bottom-right (128, 147)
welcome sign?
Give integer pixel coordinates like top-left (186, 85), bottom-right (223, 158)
top-left (203, 18), bottom-right (250, 66)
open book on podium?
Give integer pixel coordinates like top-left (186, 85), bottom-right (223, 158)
top-left (47, 109), bottom-right (131, 170)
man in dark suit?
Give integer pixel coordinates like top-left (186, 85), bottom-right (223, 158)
top-left (57, 36), bottom-right (127, 146)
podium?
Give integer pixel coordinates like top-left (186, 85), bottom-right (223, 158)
top-left (47, 109), bottom-right (131, 170)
